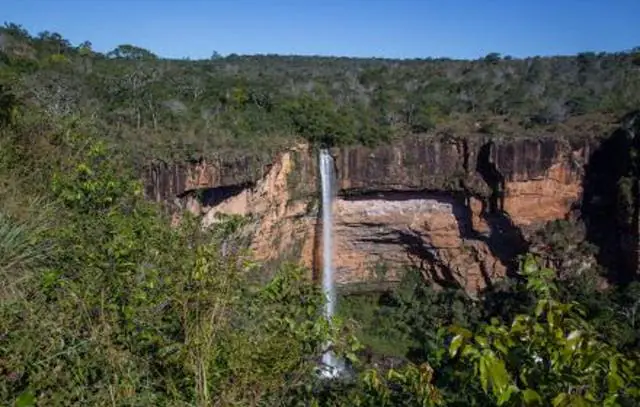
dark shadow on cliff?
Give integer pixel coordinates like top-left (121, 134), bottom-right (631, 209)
top-left (476, 142), bottom-right (504, 212)
top-left (581, 118), bottom-right (639, 284)
top-left (340, 191), bottom-right (473, 289)
top-left (340, 185), bottom-right (527, 290)
top-left (471, 142), bottom-right (529, 279)
top-left (179, 182), bottom-right (254, 208)
top-left (356, 225), bottom-right (463, 290)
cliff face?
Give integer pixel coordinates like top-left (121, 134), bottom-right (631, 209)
top-left (331, 136), bottom-right (591, 226)
top-left (143, 154), bottom-right (274, 205)
top-left (143, 134), bottom-right (599, 293)
top-left (325, 135), bottom-right (593, 291)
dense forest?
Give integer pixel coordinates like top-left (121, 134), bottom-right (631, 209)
top-left (1, 22), bottom-right (640, 406)
top-left (1, 22), bottom-right (640, 161)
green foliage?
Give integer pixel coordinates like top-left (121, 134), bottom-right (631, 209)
top-left (107, 44), bottom-right (158, 60)
top-left (2, 21), bottom-right (640, 405)
top-left (2, 117), bottom-right (640, 405)
top-left (337, 269), bottom-right (482, 362)
top-left (284, 93), bottom-right (356, 147)
top-left (0, 198), bottom-right (55, 299)
top-left (51, 139), bottom-right (143, 213)
top-left (352, 363), bottom-right (443, 406)
top-left (337, 253), bottom-right (640, 405)
top-left (2, 23), bottom-right (640, 160)
top-left (449, 255), bottom-right (640, 406)
top-left (338, 292), bottom-right (413, 358)
top-left (0, 84), bottom-right (19, 128)
top-left (529, 219), bottom-right (597, 275)
top-left (0, 124), bottom-right (358, 406)
top-left (617, 176), bottom-right (635, 225)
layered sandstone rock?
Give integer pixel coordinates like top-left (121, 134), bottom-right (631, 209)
top-left (332, 193), bottom-right (506, 293)
top-left (199, 145), bottom-right (318, 274)
top-left (143, 153), bottom-right (274, 204)
top-left (144, 134), bottom-right (598, 293)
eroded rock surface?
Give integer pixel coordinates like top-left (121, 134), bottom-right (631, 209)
top-left (146, 133), bottom-right (600, 293)
top-left (332, 193), bottom-right (507, 293)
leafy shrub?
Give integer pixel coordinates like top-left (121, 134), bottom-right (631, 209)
top-left (449, 255), bottom-right (640, 406)
top-left (0, 130), bottom-right (360, 406)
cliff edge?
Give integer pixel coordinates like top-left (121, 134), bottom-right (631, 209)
top-left (143, 123), bottom-right (639, 292)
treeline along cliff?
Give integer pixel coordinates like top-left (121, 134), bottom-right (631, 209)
top-left (2, 23), bottom-right (640, 290)
top-left (1, 22), bottom-right (639, 159)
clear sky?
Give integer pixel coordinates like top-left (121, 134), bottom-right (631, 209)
top-left (3, 0), bottom-right (640, 60)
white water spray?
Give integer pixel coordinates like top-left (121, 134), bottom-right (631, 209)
top-left (319, 148), bottom-right (342, 378)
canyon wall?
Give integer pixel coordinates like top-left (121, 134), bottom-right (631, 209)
top-left (143, 154), bottom-right (274, 204)
top-left (143, 133), bottom-right (602, 293)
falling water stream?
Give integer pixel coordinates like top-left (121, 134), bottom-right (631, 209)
top-left (319, 148), bottom-right (342, 378)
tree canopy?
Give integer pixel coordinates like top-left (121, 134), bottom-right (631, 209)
top-left (0, 22), bottom-right (638, 162)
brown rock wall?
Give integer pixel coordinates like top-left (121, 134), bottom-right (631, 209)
top-left (149, 134), bottom-right (596, 293)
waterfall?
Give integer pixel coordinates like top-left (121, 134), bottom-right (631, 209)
top-left (319, 148), bottom-right (342, 378)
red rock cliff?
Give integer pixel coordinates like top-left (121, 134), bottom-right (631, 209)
top-left (143, 135), bottom-right (597, 293)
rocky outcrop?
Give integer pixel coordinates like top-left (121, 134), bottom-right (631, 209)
top-left (328, 136), bottom-right (592, 291)
top-left (332, 193), bottom-right (509, 293)
top-left (198, 145), bottom-right (318, 275)
top-left (143, 153), bottom-right (275, 204)
top-left (144, 133), bottom-right (601, 293)
top-left (331, 135), bottom-right (592, 227)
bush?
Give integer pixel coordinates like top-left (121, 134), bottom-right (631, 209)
top-left (0, 130), bottom-right (360, 406)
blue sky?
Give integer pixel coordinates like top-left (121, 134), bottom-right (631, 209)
top-left (3, 0), bottom-right (640, 60)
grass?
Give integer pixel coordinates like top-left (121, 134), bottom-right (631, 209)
top-left (0, 197), bottom-right (56, 300)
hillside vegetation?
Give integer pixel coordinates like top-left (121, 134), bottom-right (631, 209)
top-left (1, 22), bottom-right (640, 406)
top-left (1, 22), bottom-right (640, 162)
